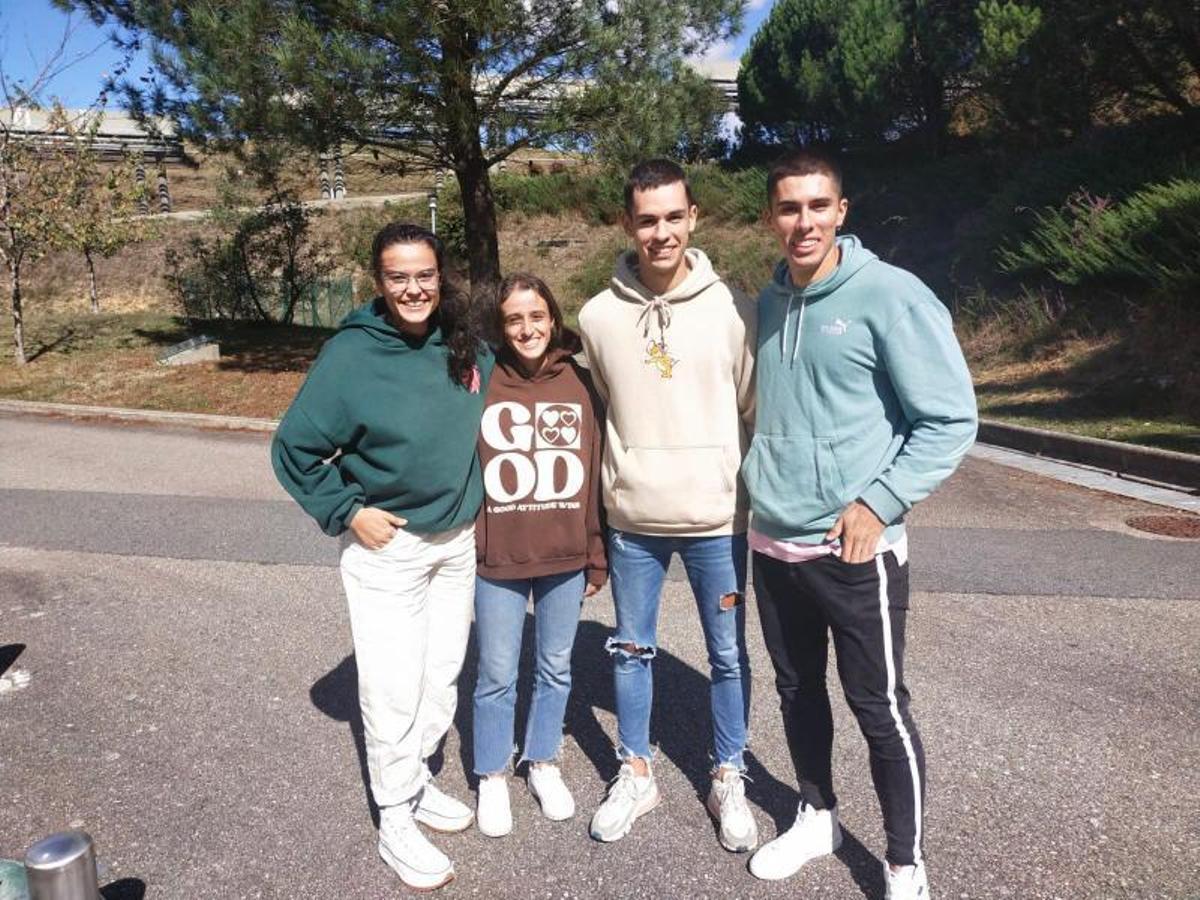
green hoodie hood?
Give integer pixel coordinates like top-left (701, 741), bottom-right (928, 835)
top-left (272, 298), bottom-right (492, 536)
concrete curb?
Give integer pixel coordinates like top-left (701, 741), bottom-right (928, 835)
top-left (0, 399), bottom-right (277, 433)
top-left (978, 419), bottom-right (1200, 492)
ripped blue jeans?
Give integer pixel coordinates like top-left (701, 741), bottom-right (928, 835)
top-left (606, 529), bottom-right (750, 770)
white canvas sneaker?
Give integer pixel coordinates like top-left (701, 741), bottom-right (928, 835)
top-left (378, 803), bottom-right (454, 890)
top-left (705, 768), bottom-right (759, 852)
top-left (885, 861), bottom-right (930, 899)
top-left (749, 802), bottom-right (843, 880)
top-left (588, 763), bottom-right (661, 842)
top-left (527, 763), bottom-right (575, 821)
top-left (414, 766), bottom-right (474, 833)
top-left (476, 775), bottom-right (513, 838)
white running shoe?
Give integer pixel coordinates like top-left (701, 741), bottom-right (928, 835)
top-left (414, 766), bottom-right (474, 833)
top-left (885, 861), bottom-right (930, 899)
top-left (748, 802), bottom-right (843, 881)
top-left (378, 802), bottom-right (454, 890)
top-left (528, 763), bottom-right (576, 821)
top-left (588, 763), bottom-right (660, 842)
top-left (476, 775), bottom-right (513, 838)
top-left (706, 768), bottom-right (758, 852)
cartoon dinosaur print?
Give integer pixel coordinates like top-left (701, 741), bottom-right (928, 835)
top-left (644, 340), bottom-right (679, 379)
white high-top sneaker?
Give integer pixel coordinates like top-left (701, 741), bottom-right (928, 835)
top-left (885, 861), bottom-right (930, 899)
top-left (748, 802), bottom-right (842, 880)
top-left (378, 802), bottom-right (454, 890)
top-left (414, 765), bottom-right (474, 833)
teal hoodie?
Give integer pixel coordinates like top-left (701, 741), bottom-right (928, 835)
top-left (272, 299), bottom-right (493, 536)
top-left (744, 235), bottom-right (977, 544)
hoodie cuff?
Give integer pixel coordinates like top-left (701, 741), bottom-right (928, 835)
top-left (340, 501), bottom-right (365, 534)
top-left (858, 481), bottom-right (906, 527)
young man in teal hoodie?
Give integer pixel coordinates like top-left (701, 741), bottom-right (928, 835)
top-left (743, 149), bottom-right (977, 900)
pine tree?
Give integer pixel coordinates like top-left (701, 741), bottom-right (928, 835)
top-left (62, 0), bottom-right (743, 295)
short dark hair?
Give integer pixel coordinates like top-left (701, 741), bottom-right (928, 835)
top-left (624, 159), bottom-right (695, 214)
top-left (487, 272), bottom-right (566, 352)
top-left (766, 148), bottom-right (845, 207)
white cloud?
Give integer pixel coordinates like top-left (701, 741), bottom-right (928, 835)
top-left (746, 0), bottom-right (773, 10)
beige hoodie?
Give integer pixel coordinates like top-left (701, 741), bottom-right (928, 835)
top-left (578, 248), bottom-right (756, 536)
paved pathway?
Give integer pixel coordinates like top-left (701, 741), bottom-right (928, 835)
top-left (1, 414), bottom-right (1197, 898)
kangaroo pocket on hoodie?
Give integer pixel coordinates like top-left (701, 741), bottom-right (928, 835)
top-left (742, 433), bottom-right (848, 531)
top-left (608, 444), bottom-right (739, 530)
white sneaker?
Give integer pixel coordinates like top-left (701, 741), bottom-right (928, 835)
top-left (414, 766), bottom-right (474, 833)
top-left (476, 775), bottom-right (513, 838)
top-left (378, 803), bottom-right (455, 890)
top-left (706, 768), bottom-right (758, 853)
top-left (748, 802), bottom-right (843, 881)
top-left (885, 861), bottom-right (930, 899)
top-left (528, 763), bottom-right (575, 821)
top-left (589, 763), bottom-right (660, 842)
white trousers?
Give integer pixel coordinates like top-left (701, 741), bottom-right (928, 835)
top-left (339, 522), bottom-right (476, 808)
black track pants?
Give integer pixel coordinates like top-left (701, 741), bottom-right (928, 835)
top-left (753, 549), bottom-right (926, 866)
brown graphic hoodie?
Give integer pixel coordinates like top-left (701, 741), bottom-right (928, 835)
top-left (578, 248), bottom-right (756, 536)
top-left (475, 331), bottom-right (607, 587)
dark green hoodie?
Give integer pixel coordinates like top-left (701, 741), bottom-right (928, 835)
top-left (271, 299), bottom-right (493, 536)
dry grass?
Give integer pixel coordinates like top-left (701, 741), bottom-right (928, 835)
top-left (0, 313), bottom-right (325, 419)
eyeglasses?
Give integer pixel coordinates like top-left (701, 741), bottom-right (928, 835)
top-left (382, 270), bottom-right (439, 290)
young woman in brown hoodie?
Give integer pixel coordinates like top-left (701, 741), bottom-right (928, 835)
top-left (472, 273), bottom-right (606, 837)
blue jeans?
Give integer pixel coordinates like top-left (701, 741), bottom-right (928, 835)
top-left (472, 570), bottom-right (585, 775)
top-left (606, 530), bottom-right (750, 770)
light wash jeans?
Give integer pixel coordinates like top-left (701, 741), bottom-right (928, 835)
top-left (339, 522), bottom-right (476, 808)
top-left (472, 570), bottom-right (585, 775)
top-left (606, 529), bottom-right (750, 769)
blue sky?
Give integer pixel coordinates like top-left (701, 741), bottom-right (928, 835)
top-left (0, 0), bottom-right (775, 108)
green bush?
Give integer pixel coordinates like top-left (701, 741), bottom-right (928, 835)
top-left (492, 170), bottom-right (623, 225)
top-left (688, 167), bottom-right (768, 225)
top-left (997, 177), bottom-right (1200, 299)
top-left (489, 165), bottom-right (768, 226)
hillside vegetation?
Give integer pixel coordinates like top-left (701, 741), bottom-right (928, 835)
top-left (5, 111), bottom-right (1199, 452)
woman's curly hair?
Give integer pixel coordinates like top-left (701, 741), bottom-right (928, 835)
top-left (370, 222), bottom-right (482, 387)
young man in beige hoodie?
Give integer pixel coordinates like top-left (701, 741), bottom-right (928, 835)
top-left (579, 159), bottom-right (757, 852)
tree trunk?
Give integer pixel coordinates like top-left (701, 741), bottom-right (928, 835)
top-left (456, 156), bottom-right (502, 301)
top-left (85, 248), bottom-right (99, 314)
top-left (9, 259), bottom-right (25, 366)
top-left (440, 22), bottom-right (502, 301)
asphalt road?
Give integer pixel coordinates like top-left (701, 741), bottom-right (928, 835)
top-left (1, 414), bottom-right (1198, 899)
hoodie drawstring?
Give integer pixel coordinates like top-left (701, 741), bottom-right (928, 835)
top-left (780, 292), bottom-right (807, 368)
top-left (637, 295), bottom-right (673, 344)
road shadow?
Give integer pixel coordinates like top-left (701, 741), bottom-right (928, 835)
top-left (101, 877), bottom-right (147, 899)
top-left (835, 827), bottom-right (887, 899)
top-left (308, 617), bottom-right (881, 894)
top-left (309, 655), bottom-right (378, 828)
top-left (0, 644), bottom-right (25, 677)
